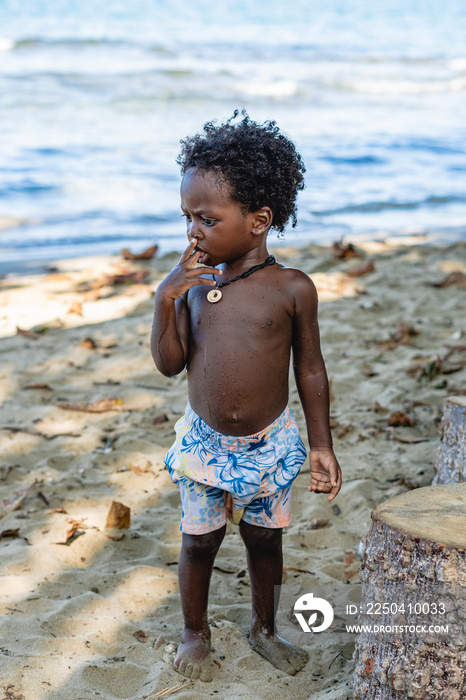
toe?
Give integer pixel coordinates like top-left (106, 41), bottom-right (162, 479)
top-left (184, 662), bottom-right (194, 678)
top-left (175, 658), bottom-right (187, 676)
top-left (292, 655), bottom-right (308, 673)
top-left (284, 661), bottom-right (297, 676)
top-left (189, 662), bottom-right (201, 680)
top-left (272, 655), bottom-right (296, 675)
top-left (296, 647), bottom-right (310, 664)
top-left (300, 649), bottom-right (309, 664)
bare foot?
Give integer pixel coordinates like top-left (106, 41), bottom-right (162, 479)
top-left (249, 631), bottom-right (309, 675)
top-left (173, 628), bottom-right (216, 682)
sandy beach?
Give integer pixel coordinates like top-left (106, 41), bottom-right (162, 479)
top-left (0, 238), bottom-right (465, 700)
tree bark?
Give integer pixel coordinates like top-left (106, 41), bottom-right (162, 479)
top-left (353, 484), bottom-right (466, 700)
top-left (433, 397), bottom-right (466, 485)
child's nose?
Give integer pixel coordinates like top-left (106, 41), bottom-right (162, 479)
top-left (188, 222), bottom-right (202, 241)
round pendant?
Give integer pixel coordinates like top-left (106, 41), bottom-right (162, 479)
top-left (207, 288), bottom-right (222, 303)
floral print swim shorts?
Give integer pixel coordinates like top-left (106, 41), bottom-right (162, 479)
top-left (164, 403), bottom-right (307, 534)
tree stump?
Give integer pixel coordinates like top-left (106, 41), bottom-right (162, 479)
top-left (433, 397), bottom-right (466, 485)
top-left (353, 484), bottom-right (466, 700)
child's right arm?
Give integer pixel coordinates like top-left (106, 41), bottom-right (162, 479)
top-left (150, 239), bottom-right (221, 377)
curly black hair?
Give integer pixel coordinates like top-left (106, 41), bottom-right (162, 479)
top-left (176, 110), bottom-right (306, 232)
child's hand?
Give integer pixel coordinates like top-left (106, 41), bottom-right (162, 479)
top-left (157, 239), bottom-right (222, 301)
top-left (307, 448), bottom-right (342, 501)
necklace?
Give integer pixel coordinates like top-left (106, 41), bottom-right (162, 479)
top-left (206, 255), bottom-right (276, 303)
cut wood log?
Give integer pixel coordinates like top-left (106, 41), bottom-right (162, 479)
top-left (433, 396), bottom-right (466, 485)
top-left (353, 484), bottom-right (466, 700)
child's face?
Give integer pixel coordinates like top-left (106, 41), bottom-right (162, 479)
top-left (180, 167), bottom-right (259, 267)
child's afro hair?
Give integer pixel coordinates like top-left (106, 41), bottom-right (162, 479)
top-left (176, 110), bottom-right (306, 233)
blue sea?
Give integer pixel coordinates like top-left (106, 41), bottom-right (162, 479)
top-left (1, 0), bottom-right (466, 267)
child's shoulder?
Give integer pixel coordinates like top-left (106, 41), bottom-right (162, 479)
top-left (271, 262), bottom-right (318, 313)
top-left (274, 261), bottom-right (317, 294)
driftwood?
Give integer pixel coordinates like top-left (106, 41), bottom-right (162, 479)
top-left (353, 484), bottom-right (466, 700)
top-left (433, 396), bottom-right (466, 485)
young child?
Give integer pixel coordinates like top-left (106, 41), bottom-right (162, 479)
top-left (151, 111), bottom-right (341, 682)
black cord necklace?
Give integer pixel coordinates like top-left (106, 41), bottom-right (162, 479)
top-left (207, 255), bottom-right (276, 303)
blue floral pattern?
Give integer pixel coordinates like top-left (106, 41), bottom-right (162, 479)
top-left (165, 404), bottom-right (307, 533)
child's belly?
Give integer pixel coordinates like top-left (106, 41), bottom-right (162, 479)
top-left (186, 332), bottom-right (292, 436)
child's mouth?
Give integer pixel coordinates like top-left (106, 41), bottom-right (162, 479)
top-left (196, 249), bottom-right (208, 264)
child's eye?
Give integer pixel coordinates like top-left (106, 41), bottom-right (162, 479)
top-left (181, 213), bottom-right (192, 223)
top-left (202, 218), bottom-right (216, 227)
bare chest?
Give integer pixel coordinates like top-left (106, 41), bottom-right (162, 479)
top-left (188, 281), bottom-right (293, 340)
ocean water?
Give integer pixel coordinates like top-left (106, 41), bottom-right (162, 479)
top-left (1, 0), bottom-right (466, 266)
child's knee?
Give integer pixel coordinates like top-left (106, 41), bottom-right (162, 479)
top-left (181, 526), bottom-right (225, 559)
top-left (240, 520), bottom-right (282, 555)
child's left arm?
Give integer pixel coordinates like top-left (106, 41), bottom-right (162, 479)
top-left (291, 271), bottom-right (342, 501)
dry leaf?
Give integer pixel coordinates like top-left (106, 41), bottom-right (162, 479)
top-left (105, 501), bottom-right (131, 529)
top-left (385, 428), bottom-right (430, 444)
top-left (1, 425), bottom-right (38, 437)
top-left (212, 565), bottom-right (236, 574)
top-left (67, 301), bottom-right (83, 315)
top-left (307, 518), bottom-right (329, 530)
top-left (336, 424), bottom-right (353, 439)
top-left (378, 323), bottom-right (420, 349)
top-left (331, 241), bottom-right (363, 259)
top-left (0, 482), bottom-right (37, 520)
top-left (128, 462), bottom-right (154, 476)
top-left (81, 288), bottom-right (105, 301)
top-left (152, 414), bottom-right (169, 425)
top-left (79, 337), bottom-right (97, 349)
top-left (347, 260), bottom-right (375, 277)
top-left (105, 270), bottom-right (150, 285)
top-left (0, 529), bottom-right (20, 539)
top-left (406, 349), bottom-right (465, 381)
top-left (0, 464), bottom-right (14, 480)
top-left (365, 658), bottom-right (375, 674)
top-left (54, 518), bottom-right (86, 545)
top-left (432, 271), bottom-right (466, 288)
top-left (122, 244), bottom-right (158, 260)
top-left (394, 476), bottom-right (418, 490)
top-left (24, 383), bottom-right (53, 390)
top-left (344, 550), bottom-right (358, 579)
top-left (363, 366), bottom-right (379, 377)
top-left (134, 630), bottom-right (149, 643)
top-left (2, 684), bottom-right (25, 700)
top-left (154, 635), bottom-right (166, 650)
top-left (406, 355), bottom-right (443, 381)
top-left (387, 411), bottom-right (414, 427)
top-left (54, 398), bottom-right (122, 413)
top-left (283, 566), bottom-right (314, 574)
top-left (16, 326), bottom-right (39, 339)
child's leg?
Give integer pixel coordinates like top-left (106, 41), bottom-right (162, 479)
top-left (239, 520), bottom-right (309, 675)
top-left (175, 525), bottom-right (226, 682)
